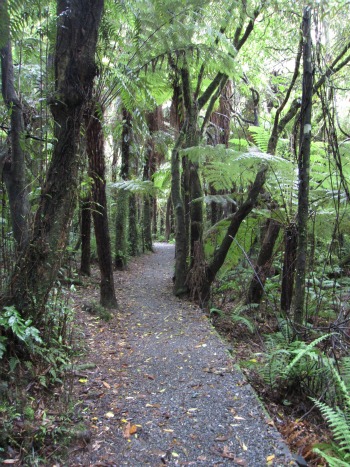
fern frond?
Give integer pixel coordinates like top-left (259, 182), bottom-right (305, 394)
top-left (109, 179), bottom-right (156, 195)
top-left (249, 126), bottom-right (270, 153)
top-left (284, 333), bottom-right (333, 377)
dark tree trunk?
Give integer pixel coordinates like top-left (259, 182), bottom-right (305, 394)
top-left (267, 38), bottom-right (303, 155)
top-left (142, 132), bottom-right (152, 252)
top-left (246, 219), bottom-right (281, 304)
top-left (198, 166), bottom-right (267, 304)
top-left (2, 0), bottom-right (104, 321)
top-left (165, 194), bottom-right (172, 242)
top-left (294, 7), bottom-right (313, 325)
top-left (86, 106), bottom-right (117, 309)
top-left (115, 108), bottom-right (131, 269)
top-left (129, 193), bottom-right (139, 256)
top-left (0, 36), bottom-right (30, 249)
top-left (80, 196), bottom-right (91, 276)
top-left (281, 223), bottom-right (298, 313)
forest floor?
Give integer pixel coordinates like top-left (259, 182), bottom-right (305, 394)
top-left (67, 243), bottom-right (298, 466)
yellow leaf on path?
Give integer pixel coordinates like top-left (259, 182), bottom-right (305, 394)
top-left (163, 429), bottom-right (174, 433)
top-left (242, 442), bottom-right (248, 451)
top-left (233, 416), bottom-right (245, 420)
top-left (102, 381), bottom-right (111, 389)
top-left (105, 412), bottom-right (114, 418)
top-left (78, 378), bottom-right (88, 383)
top-left (172, 452), bottom-right (179, 458)
top-left (123, 422), bottom-right (137, 438)
top-left (266, 454), bottom-right (275, 462)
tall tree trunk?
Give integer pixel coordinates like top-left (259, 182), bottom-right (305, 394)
top-left (281, 223), bottom-right (298, 313)
top-left (80, 196), bottom-right (91, 276)
top-left (246, 219), bottom-right (281, 304)
top-left (172, 139), bottom-right (188, 295)
top-left (115, 108), bottom-right (131, 269)
top-left (0, 30), bottom-right (30, 249)
top-left (86, 105), bottom-right (117, 309)
top-left (129, 195), bottom-right (139, 257)
top-left (1, 0), bottom-right (104, 322)
top-left (294, 7), bottom-right (313, 325)
top-left (165, 194), bottom-right (172, 242)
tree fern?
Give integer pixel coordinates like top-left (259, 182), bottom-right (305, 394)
top-left (249, 126), bottom-right (270, 153)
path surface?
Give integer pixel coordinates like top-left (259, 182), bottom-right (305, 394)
top-left (71, 243), bottom-right (295, 466)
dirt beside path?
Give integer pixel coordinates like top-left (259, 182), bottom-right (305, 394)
top-left (69, 243), bottom-right (295, 466)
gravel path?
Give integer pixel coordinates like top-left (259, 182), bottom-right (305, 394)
top-left (71, 243), bottom-right (295, 466)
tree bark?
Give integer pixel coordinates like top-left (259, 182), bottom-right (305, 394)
top-left (294, 7), bottom-right (313, 325)
top-left (1, 0), bottom-right (104, 321)
top-left (80, 196), bottom-right (91, 276)
top-left (86, 105), bottom-right (117, 309)
top-left (281, 223), bottom-right (298, 313)
top-left (0, 33), bottom-right (30, 249)
top-left (115, 108), bottom-right (131, 269)
top-left (246, 219), bottom-right (281, 304)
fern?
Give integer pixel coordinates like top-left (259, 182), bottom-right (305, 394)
top-left (249, 126), bottom-right (270, 153)
top-left (110, 179), bottom-right (156, 195)
top-left (284, 333), bottom-right (333, 377)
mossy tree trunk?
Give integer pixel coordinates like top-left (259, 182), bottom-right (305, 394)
top-left (86, 104), bottom-right (117, 309)
top-left (0, 10), bottom-right (30, 250)
top-left (1, 0), bottom-right (104, 322)
top-left (294, 7), bottom-right (313, 325)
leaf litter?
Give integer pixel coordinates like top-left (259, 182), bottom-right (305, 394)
top-left (69, 243), bottom-right (296, 466)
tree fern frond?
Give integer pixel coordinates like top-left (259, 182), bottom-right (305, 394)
top-left (249, 126), bottom-right (270, 153)
top-left (110, 179), bottom-right (156, 195)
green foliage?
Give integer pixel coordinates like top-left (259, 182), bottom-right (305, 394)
top-left (312, 357), bottom-right (350, 466)
top-left (0, 306), bottom-right (42, 359)
top-left (110, 179), bottom-right (156, 195)
top-left (261, 329), bottom-right (334, 398)
top-left (249, 126), bottom-right (270, 153)
top-left (83, 301), bottom-right (113, 322)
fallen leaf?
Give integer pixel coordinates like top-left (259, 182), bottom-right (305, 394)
top-left (146, 403), bottom-right (160, 408)
top-left (222, 446), bottom-right (235, 459)
top-left (105, 412), bottom-right (114, 418)
top-left (233, 416), bottom-right (245, 420)
top-left (266, 454), bottom-right (275, 462)
top-left (78, 378), bottom-right (88, 383)
top-left (3, 461), bottom-right (19, 465)
top-left (102, 381), bottom-right (111, 389)
top-left (144, 373), bottom-right (155, 380)
top-left (242, 442), bottom-right (248, 451)
top-left (215, 435), bottom-right (229, 442)
top-left (172, 452), bottom-right (179, 458)
top-left (123, 422), bottom-right (137, 437)
top-left (163, 429), bottom-right (174, 433)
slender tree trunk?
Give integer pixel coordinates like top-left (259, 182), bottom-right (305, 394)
top-left (80, 196), bottom-right (91, 276)
top-left (246, 219), bottom-right (281, 304)
top-left (129, 194), bottom-right (139, 256)
top-left (165, 194), bottom-right (172, 242)
top-left (115, 108), bottom-right (131, 269)
top-left (86, 105), bottom-right (117, 309)
top-left (294, 7), bottom-right (313, 325)
top-left (281, 223), bottom-right (298, 313)
top-left (0, 36), bottom-right (30, 249)
top-left (1, 0), bottom-right (104, 321)
top-left (197, 166), bottom-right (267, 304)
top-left (142, 138), bottom-right (153, 252)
